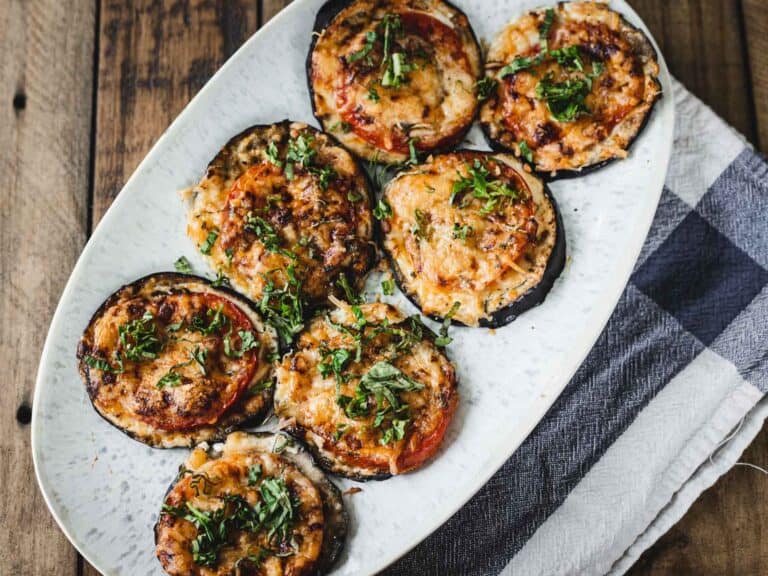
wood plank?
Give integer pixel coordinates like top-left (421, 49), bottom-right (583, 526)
top-left (91, 0), bottom-right (260, 224)
top-left (744, 0), bottom-right (768, 151)
top-left (632, 0), bottom-right (757, 143)
top-left (0, 0), bottom-right (95, 575)
top-left (262, 0), bottom-right (292, 24)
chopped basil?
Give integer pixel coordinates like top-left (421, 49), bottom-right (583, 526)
top-left (174, 256), bottom-right (192, 273)
top-left (84, 353), bottom-right (124, 374)
top-left (347, 30), bottom-right (377, 64)
top-left (519, 141), bottom-right (534, 164)
top-left (452, 223), bottom-right (473, 241)
top-left (381, 277), bottom-right (395, 296)
top-left (191, 346), bottom-right (208, 376)
top-left (368, 85), bottom-right (380, 102)
top-left (211, 270), bottom-right (230, 288)
top-left (450, 159), bottom-right (519, 215)
top-left (223, 330), bottom-right (259, 358)
top-left (156, 370), bottom-right (182, 389)
top-left (247, 464), bottom-right (262, 486)
top-left (265, 140), bottom-right (282, 167)
top-left (336, 272), bottom-right (362, 304)
top-left (118, 311), bottom-right (162, 362)
top-left (200, 229), bottom-right (219, 255)
top-left (476, 76), bottom-right (498, 101)
top-left (434, 301), bottom-right (460, 347)
top-left (373, 198), bottom-right (392, 220)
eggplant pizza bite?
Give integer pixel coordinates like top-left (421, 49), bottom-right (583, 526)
top-left (308, 0), bottom-right (482, 164)
top-left (274, 301), bottom-right (458, 479)
top-left (380, 151), bottom-right (565, 328)
top-left (77, 273), bottom-right (278, 448)
top-left (186, 121), bottom-right (375, 345)
top-left (479, 1), bottom-right (661, 178)
top-left (156, 432), bottom-right (347, 575)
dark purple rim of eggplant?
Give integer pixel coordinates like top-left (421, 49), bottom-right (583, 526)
top-left (154, 432), bottom-right (348, 574)
top-left (76, 271), bottom-right (277, 449)
top-left (306, 0), bottom-right (483, 166)
top-left (380, 152), bottom-right (567, 329)
top-left (205, 119), bottom-right (379, 306)
top-left (480, 11), bottom-right (662, 182)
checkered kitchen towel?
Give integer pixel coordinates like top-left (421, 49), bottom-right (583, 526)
top-left (384, 79), bottom-right (768, 575)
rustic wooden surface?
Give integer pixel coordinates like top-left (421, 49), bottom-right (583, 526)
top-left (0, 1), bottom-right (765, 574)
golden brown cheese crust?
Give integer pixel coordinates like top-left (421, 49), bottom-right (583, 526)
top-left (156, 433), bottom-right (325, 576)
top-left (480, 1), bottom-right (661, 176)
top-left (381, 152), bottom-right (558, 326)
top-left (309, 0), bottom-right (482, 164)
top-left (274, 302), bottom-right (458, 479)
top-left (77, 274), bottom-right (277, 448)
top-left (186, 121), bottom-right (375, 306)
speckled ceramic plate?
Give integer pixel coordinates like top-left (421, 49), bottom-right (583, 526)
top-left (32, 1), bottom-right (673, 574)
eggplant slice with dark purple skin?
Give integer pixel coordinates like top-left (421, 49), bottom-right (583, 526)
top-left (380, 151), bottom-right (565, 328)
top-left (274, 301), bottom-right (458, 481)
top-left (308, 0), bottom-right (482, 164)
top-left (77, 272), bottom-right (278, 448)
top-left (479, 1), bottom-right (661, 179)
top-left (155, 432), bottom-right (348, 575)
top-left (184, 120), bottom-right (376, 346)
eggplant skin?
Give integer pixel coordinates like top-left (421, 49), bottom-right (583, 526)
top-left (274, 302), bottom-right (459, 480)
top-left (186, 120), bottom-right (376, 309)
top-left (76, 272), bottom-right (278, 449)
top-left (154, 432), bottom-right (348, 575)
top-left (381, 151), bottom-right (566, 328)
top-left (307, 0), bottom-right (482, 165)
top-left (479, 2), bottom-right (662, 179)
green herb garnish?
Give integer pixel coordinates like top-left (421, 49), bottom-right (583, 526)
top-left (381, 278), bottom-right (395, 296)
top-left (118, 311), bottom-right (162, 362)
top-left (174, 256), bottom-right (192, 273)
top-left (373, 198), bottom-right (392, 220)
top-left (452, 223), bottom-right (473, 241)
top-left (200, 229), bottom-right (219, 255)
top-left (476, 76), bottom-right (498, 101)
top-left (434, 302), bottom-right (460, 347)
top-left (450, 160), bottom-right (519, 214)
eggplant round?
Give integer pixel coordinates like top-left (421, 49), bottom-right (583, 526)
top-left (479, 1), bottom-right (661, 179)
top-left (185, 120), bottom-right (376, 310)
top-left (274, 301), bottom-right (458, 480)
top-left (380, 151), bottom-right (565, 328)
top-left (76, 272), bottom-right (278, 448)
top-left (155, 431), bottom-right (347, 575)
top-left (307, 0), bottom-right (482, 164)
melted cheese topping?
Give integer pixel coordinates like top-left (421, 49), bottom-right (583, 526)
top-left (273, 302), bottom-right (457, 477)
top-left (78, 275), bottom-right (277, 448)
top-left (156, 434), bottom-right (325, 575)
top-left (310, 0), bottom-right (481, 164)
top-left (480, 1), bottom-right (661, 175)
top-left (382, 152), bottom-right (558, 326)
top-left (187, 121), bottom-right (374, 305)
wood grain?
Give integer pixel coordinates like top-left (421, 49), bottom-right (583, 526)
top-left (0, 1), bottom-right (95, 575)
top-left (744, 0), bottom-right (768, 151)
top-left (262, 0), bottom-right (292, 24)
top-left (91, 0), bottom-right (260, 224)
top-left (632, 0), bottom-right (756, 142)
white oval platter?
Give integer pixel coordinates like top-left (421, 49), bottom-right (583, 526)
top-left (32, 0), bottom-right (673, 574)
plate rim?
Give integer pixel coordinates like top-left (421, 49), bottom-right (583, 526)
top-left (31, 0), bottom-right (675, 573)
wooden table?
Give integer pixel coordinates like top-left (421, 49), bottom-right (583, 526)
top-left (1, 1), bottom-right (765, 574)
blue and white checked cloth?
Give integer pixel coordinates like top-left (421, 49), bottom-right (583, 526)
top-left (385, 79), bottom-right (768, 575)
